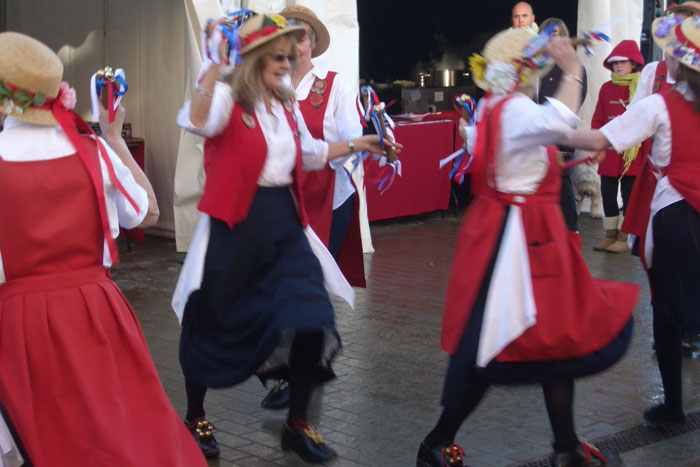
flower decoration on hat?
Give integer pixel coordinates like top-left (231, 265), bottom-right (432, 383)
top-left (468, 54), bottom-right (487, 83)
top-left (0, 80), bottom-right (47, 115)
top-left (654, 13), bottom-right (685, 39)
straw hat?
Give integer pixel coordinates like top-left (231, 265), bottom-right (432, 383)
top-left (279, 5), bottom-right (330, 58)
top-left (237, 13), bottom-right (305, 56)
top-left (0, 32), bottom-right (63, 126)
top-left (652, 15), bottom-right (700, 72)
top-left (470, 28), bottom-right (554, 94)
top-left (666, 1), bottom-right (700, 16)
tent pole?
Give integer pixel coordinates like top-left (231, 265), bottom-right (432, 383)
top-left (103, 0), bottom-right (109, 65)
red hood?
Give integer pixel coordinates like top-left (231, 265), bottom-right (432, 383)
top-left (604, 40), bottom-right (644, 72)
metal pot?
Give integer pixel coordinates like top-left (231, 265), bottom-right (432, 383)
top-left (430, 69), bottom-right (460, 87)
top-left (417, 72), bottom-right (431, 88)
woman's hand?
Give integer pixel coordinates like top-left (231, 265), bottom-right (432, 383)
top-left (98, 101), bottom-right (125, 143)
top-left (357, 134), bottom-right (403, 156)
top-left (587, 150), bottom-right (606, 165)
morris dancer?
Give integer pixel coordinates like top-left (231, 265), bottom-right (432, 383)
top-left (172, 12), bottom-right (395, 463)
top-left (417, 29), bottom-right (638, 467)
top-left (259, 5), bottom-right (368, 411)
top-left (0, 32), bottom-right (205, 466)
top-left (564, 15), bottom-right (700, 428)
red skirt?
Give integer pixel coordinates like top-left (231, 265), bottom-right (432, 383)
top-left (0, 267), bottom-right (205, 467)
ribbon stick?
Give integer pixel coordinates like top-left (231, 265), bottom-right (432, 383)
top-left (90, 67), bottom-right (128, 123)
top-left (358, 85), bottom-right (401, 194)
top-left (453, 94), bottom-right (476, 125)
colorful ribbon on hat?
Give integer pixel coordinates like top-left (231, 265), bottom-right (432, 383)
top-left (33, 82), bottom-right (140, 265)
top-left (356, 85), bottom-right (401, 194)
top-left (90, 67), bottom-right (128, 123)
top-left (202, 9), bottom-right (255, 66)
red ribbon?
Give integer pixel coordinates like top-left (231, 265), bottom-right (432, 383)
top-left (240, 25), bottom-right (280, 48)
top-left (675, 23), bottom-right (700, 55)
top-left (38, 92), bottom-right (140, 265)
top-left (107, 79), bottom-right (115, 123)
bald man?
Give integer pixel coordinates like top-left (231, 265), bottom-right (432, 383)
top-left (511, 2), bottom-right (537, 31)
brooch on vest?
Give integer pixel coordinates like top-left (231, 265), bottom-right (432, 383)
top-left (653, 76), bottom-right (664, 93)
top-left (308, 77), bottom-right (327, 109)
top-left (242, 112), bottom-right (256, 129)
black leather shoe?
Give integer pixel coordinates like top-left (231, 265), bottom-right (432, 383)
top-left (644, 403), bottom-right (685, 426)
top-left (261, 379), bottom-right (290, 409)
top-left (185, 418), bottom-right (220, 458)
top-left (551, 443), bottom-right (621, 466)
top-left (281, 419), bottom-right (337, 463)
top-left (416, 441), bottom-right (465, 466)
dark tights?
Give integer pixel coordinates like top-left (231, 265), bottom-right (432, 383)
top-left (652, 307), bottom-right (684, 411)
top-left (425, 379), bottom-right (579, 453)
top-left (185, 332), bottom-right (324, 425)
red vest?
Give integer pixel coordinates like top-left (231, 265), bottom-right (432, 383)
top-left (198, 101), bottom-right (307, 228)
top-left (663, 90), bottom-right (700, 213)
top-left (653, 61), bottom-right (674, 94)
top-left (297, 72), bottom-right (337, 243)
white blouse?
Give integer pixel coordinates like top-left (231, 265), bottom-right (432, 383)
top-left (629, 61), bottom-right (675, 107)
top-left (600, 83), bottom-right (695, 267)
top-left (176, 82), bottom-right (330, 187)
top-left (291, 65), bottom-right (363, 209)
top-left (464, 93), bottom-right (580, 193)
top-left (0, 117), bottom-right (149, 284)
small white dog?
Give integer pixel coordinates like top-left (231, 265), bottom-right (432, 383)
top-left (572, 161), bottom-right (604, 219)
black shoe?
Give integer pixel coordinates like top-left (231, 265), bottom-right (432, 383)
top-left (261, 379), bottom-right (290, 409)
top-left (551, 443), bottom-right (621, 466)
top-left (185, 418), bottom-right (220, 458)
top-left (416, 441), bottom-right (465, 466)
top-left (281, 418), bottom-right (337, 463)
top-left (643, 403), bottom-right (685, 426)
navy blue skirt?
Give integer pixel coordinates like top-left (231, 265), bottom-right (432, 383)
top-left (179, 187), bottom-right (340, 388)
top-left (442, 206), bottom-right (633, 407)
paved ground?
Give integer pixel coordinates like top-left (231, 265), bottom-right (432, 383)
top-left (112, 210), bottom-right (700, 467)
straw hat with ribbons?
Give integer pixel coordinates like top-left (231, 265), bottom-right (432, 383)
top-left (468, 28), bottom-right (554, 95)
top-left (653, 15), bottom-right (700, 72)
top-left (279, 5), bottom-right (330, 58)
top-left (237, 13), bottom-right (305, 56)
top-left (0, 31), bottom-right (66, 126)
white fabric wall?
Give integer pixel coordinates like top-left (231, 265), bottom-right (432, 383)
top-left (173, 0), bottom-right (362, 251)
top-left (6, 0), bottom-right (187, 238)
top-left (576, 0), bottom-right (644, 129)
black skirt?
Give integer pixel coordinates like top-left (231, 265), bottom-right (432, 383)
top-left (180, 187), bottom-right (340, 388)
top-left (441, 206), bottom-right (633, 408)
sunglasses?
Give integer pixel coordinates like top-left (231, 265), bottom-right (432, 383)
top-left (268, 54), bottom-right (295, 63)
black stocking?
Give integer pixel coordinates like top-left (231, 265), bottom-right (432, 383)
top-left (424, 381), bottom-right (489, 449)
top-left (287, 332), bottom-right (324, 425)
top-left (542, 379), bottom-right (579, 453)
top-left (185, 377), bottom-right (208, 422)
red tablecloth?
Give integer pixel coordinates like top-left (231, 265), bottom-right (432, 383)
top-left (364, 119), bottom-right (457, 221)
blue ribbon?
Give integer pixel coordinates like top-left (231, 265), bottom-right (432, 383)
top-left (94, 74), bottom-right (128, 97)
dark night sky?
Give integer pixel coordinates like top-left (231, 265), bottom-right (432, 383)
top-left (357, 0), bottom-right (579, 82)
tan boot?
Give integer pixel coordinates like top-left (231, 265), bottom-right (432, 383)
top-left (594, 216), bottom-right (619, 251)
top-left (606, 230), bottom-right (631, 253)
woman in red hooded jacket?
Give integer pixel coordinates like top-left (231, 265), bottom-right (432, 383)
top-left (590, 40), bottom-right (645, 253)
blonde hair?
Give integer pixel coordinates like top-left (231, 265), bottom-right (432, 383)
top-left (229, 35), bottom-right (298, 110)
top-left (539, 18), bottom-right (570, 38)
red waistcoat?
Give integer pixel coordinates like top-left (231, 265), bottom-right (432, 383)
top-left (663, 90), bottom-right (700, 214)
top-left (296, 72), bottom-right (337, 244)
top-left (653, 61), bottom-right (674, 94)
top-left (197, 101), bottom-right (307, 228)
